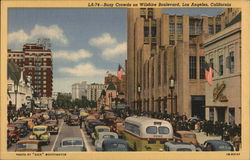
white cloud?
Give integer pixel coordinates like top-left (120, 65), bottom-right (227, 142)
top-left (54, 49), bottom-right (92, 61)
top-left (8, 24), bottom-right (68, 49)
top-left (59, 63), bottom-right (107, 77)
top-left (89, 33), bottom-right (117, 47)
top-left (102, 42), bottom-right (127, 58)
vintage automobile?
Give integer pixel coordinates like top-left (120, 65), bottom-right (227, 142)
top-left (79, 110), bottom-right (89, 119)
top-left (32, 114), bottom-right (43, 125)
top-left (55, 137), bottom-right (86, 152)
top-left (15, 140), bottom-right (41, 152)
top-left (84, 115), bottom-right (97, 128)
top-left (12, 121), bottom-right (29, 137)
top-left (7, 130), bottom-right (12, 148)
top-left (18, 118), bottom-right (36, 130)
top-left (95, 132), bottom-right (118, 151)
top-left (163, 142), bottom-right (197, 151)
top-left (202, 140), bottom-right (234, 151)
top-left (67, 115), bottom-right (80, 126)
top-left (110, 119), bottom-right (124, 138)
top-left (97, 138), bottom-right (129, 151)
top-left (29, 125), bottom-right (51, 145)
top-left (44, 120), bottom-right (59, 134)
top-left (7, 124), bottom-right (20, 143)
top-left (91, 126), bottom-right (111, 141)
top-left (103, 112), bottom-right (116, 120)
top-left (174, 131), bottom-right (199, 146)
top-left (86, 120), bottom-right (106, 135)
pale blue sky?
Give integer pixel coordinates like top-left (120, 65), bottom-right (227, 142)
top-left (8, 8), bottom-right (224, 92)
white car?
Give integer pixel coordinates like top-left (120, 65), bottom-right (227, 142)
top-left (95, 132), bottom-right (118, 151)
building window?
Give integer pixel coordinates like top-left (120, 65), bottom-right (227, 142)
top-left (216, 25), bottom-right (221, 33)
top-left (197, 23), bottom-right (202, 34)
top-left (169, 40), bottom-right (175, 45)
top-left (210, 58), bottom-right (214, 77)
top-left (152, 62), bottom-right (154, 88)
top-left (177, 23), bottom-right (183, 34)
top-left (227, 51), bottom-right (234, 73)
top-left (209, 108), bottom-right (214, 121)
top-left (189, 56), bottom-right (197, 79)
top-left (169, 23), bottom-right (175, 34)
top-left (189, 23), bottom-right (195, 35)
top-left (209, 25), bottom-right (214, 34)
top-left (158, 54), bottom-right (161, 85)
top-left (200, 56), bottom-right (205, 79)
top-left (148, 8), bottom-right (153, 19)
top-left (144, 20), bottom-right (149, 44)
top-left (219, 55), bottom-right (223, 76)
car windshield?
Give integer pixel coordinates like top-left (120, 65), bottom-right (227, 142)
top-left (103, 135), bottom-right (115, 139)
top-left (146, 126), bottom-right (157, 134)
top-left (62, 140), bottom-right (83, 146)
top-left (71, 116), bottom-right (78, 119)
top-left (183, 134), bottom-right (195, 138)
top-left (217, 144), bottom-right (232, 151)
top-left (33, 128), bottom-right (46, 131)
top-left (176, 148), bottom-right (192, 151)
top-left (45, 121), bottom-right (57, 125)
top-left (158, 127), bottom-right (169, 134)
top-left (17, 143), bottom-right (38, 150)
top-left (8, 127), bottom-right (15, 131)
top-left (98, 128), bottom-right (109, 132)
top-left (106, 112), bottom-right (115, 116)
top-left (110, 143), bottom-right (126, 149)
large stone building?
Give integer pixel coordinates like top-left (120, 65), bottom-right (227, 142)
top-left (71, 81), bottom-right (87, 100)
top-left (87, 83), bottom-right (105, 102)
top-left (8, 43), bottom-right (53, 98)
top-left (105, 73), bottom-right (126, 97)
top-left (126, 8), bottom-right (240, 119)
top-left (204, 13), bottom-right (241, 124)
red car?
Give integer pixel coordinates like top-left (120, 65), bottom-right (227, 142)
top-left (67, 115), bottom-right (80, 126)
top-left (7, 124), bottom-right (20, 143)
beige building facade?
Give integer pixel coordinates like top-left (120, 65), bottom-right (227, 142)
top-left (204, 21), bottom-right (241, 124)
top-left (126, 8), bottom-right (240, 119)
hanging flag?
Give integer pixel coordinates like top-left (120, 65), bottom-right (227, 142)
top-left (205, 62), bottom-right (213, 86)
top-left (117, 64), bottom-right (124, 80)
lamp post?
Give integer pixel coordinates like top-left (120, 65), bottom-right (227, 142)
top-left (137, 84), bottom-right (141, 113)
top-left (14, 84), bottom-right (18, 111)
top-left (115, 91), bottom-right (119, 112)
top-left (169, 75), bottom-right (175, 119)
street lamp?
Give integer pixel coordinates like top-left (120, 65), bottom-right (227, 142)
top-left (115, 91), bottom-right (119, 111)
top-left (169, 75), bottom-right (175, 119)
top-left (14, 84), bottom-right (18, 111)
top-left (137, 84), bottom-right (141, 113)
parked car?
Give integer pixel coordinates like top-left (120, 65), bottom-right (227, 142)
top-left (163, 142), bottom-right (197, 151)
top-left (95, 132), bottom-right (118, 151)
top-left (174, 131), bottom-right (199, 146)
top-left (98, 138), bottom-right (128, 151)
top-left (202, 140), bottom-right (234, 151)
top-left (12, 121), bottom-right (29, 137)
top-left (55, 137), bottom-right (86, 152)
top-left (29, 125), bottom-right (51, 145)
top-left (103, 112), bottom-right (116, 120)
top-left (84, 116), bottom-right (97, 128)
top-left (91, 126), bottom-right (111, 141)
top-left (44, 120), bottom-right (59, 134)
top-left (86, 120), bottom-right (106, 135)
top-left (7, 124), bottom-right (20, 143)
top-left (15, 140), bottom-right (41, 152)
top-left (67, 115), bottom-right (80, 126)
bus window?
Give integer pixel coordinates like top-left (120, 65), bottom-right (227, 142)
top-left (146, 126), bottom-right (157, 134)
top-left (158, 127), bottom-right (169, 134)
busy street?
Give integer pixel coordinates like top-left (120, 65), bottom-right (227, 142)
top-left (7, 107), bottom-right (241, 152)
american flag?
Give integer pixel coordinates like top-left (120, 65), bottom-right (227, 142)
top-left (117, 64), bottom-right (124, 80)
top-left (205, 62), bottom-right (213, 86)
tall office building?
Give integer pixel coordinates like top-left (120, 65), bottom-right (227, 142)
top-left (71, 81), bottom-right (87, 100)
top-left (87, 83), bottom-right (105, 102)
top-left (8, 43), bottom-right (53, 98)
top-left (126, 8), bottom-right (238, 119)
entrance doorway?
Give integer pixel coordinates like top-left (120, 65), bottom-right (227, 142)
top-left (191, 95), bottom-right (205, 120)
top-left (217, 107), bottom-right (226, 122)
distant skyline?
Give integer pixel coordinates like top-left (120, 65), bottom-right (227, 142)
top-left (8, 8), bottom-right (224, 93)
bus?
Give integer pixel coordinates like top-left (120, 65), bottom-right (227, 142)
top-left (124, 116), bottom-right (173, 151)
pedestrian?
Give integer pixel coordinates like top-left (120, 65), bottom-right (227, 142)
top-left (79, 116), bottom-right (83, 129)
top-left (232, 133), bottom-right (241, 151)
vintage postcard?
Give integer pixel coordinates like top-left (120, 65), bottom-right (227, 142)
top-left (0, 0), bottom-right (249, 160)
